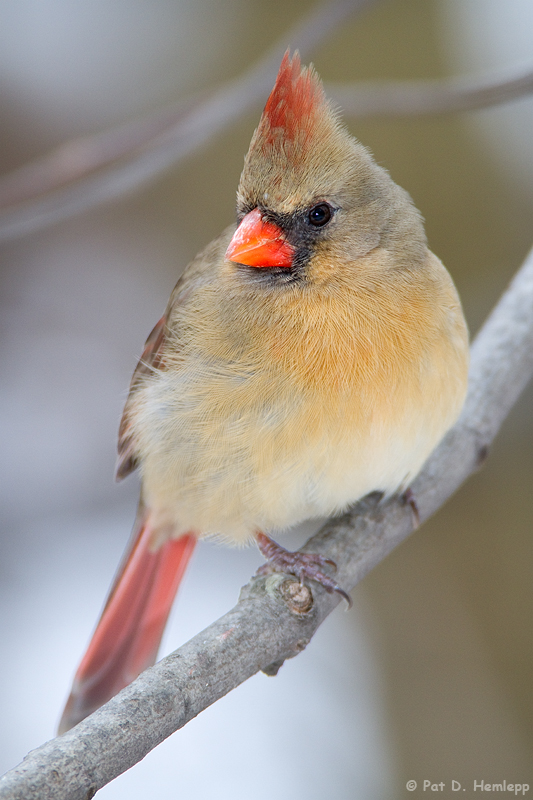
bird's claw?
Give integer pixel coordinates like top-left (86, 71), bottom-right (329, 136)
top-left (256, 532), bottom-right (352, 607)
top-left (403, 487), bottom-right (420, 529)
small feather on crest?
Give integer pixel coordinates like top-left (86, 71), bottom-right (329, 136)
top-left (259, 50), bottom-right (328, 146)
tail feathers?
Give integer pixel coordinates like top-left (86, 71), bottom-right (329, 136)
top-left (58, 513), bottom-right (196, 733)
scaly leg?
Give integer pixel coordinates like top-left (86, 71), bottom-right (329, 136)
top-left (256, 532), bottom-right (351, 607)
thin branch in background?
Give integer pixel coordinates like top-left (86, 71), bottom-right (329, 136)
top-left (1, 245), bottom-right (532, 800)
top-left (328, 63), bottom-right (533, 117)
top-left (0, 96), bottom-right (202, 210)
top-left (3, 58), bottom-right (532, 217)
top-left (0, 0), bottom-right (377, 242)
top-left (1, 39), bottom-right (532, 241)
top-left (4, 60), bottom-right (531, 213)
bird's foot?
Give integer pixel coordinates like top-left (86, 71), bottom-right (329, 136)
top-left (256, 532), bottom-right (352, 607)
top-left (403, 487), bottom-right (420, 529)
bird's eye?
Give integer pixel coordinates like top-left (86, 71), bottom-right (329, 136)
top-left (307, 203), bottom-right (332, 227)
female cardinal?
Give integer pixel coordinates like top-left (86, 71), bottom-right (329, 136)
top-left (59, 52), bottom-right (468, 733)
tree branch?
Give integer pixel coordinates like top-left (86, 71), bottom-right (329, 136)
top-left (328, 63), bottom-right (533, 117)
top-left (1, 44), bottom-right (532, 243)
top-left (1, 244), bottom-right (532, 799)
top-left (0, 0), bottom-right (377, 242)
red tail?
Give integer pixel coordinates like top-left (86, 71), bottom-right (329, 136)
top-left (59, 512), bottom-right (196, 733)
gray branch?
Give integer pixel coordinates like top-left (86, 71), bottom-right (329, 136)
top-left (328, 63), bottom-right (533, 117)
top-left (2, 55), bottom-right (532, 222)
top-left (0, 0), bottom-right (376, 242)
top-left (1, 43), bottom-right (533, 242)
top-left (1, 245), bottom-right (532, 798)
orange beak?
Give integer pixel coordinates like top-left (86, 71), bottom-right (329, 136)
top-left (225, 208), bottom-right (294, 268)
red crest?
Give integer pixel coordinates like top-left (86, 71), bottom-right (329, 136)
top-left (258, 51), bottom-right (327, 148)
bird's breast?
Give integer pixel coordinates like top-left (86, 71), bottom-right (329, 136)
top-left (131, 255), bottom-right (468, 544)
top-left (131, 346), bottom-right (462, 545)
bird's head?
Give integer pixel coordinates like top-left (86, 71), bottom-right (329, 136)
top-left (226, 52), bottom-right (426, 288)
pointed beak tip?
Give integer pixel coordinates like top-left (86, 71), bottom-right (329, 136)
top-left (225, 209), bottom-right (294, 269)
top-left (224, 242), bottom-right (236, 263)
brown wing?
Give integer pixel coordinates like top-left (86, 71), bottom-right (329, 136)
top-left (114, 224), bottom-right (236, 482)
top-left (115, 314), bottom-right (167, 481)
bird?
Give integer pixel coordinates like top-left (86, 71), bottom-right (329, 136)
top-left (59, 51), bottom-right (468, 733)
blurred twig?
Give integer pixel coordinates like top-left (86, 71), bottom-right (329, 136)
top-left (328, 63), bottom-right (533, 116)
top-left (1, 244), bottom-right (533, 800)
top-left (1, 35), bottom-right (532, 242)
top-left (0, 0), bottom-right (376, 241)
top-left (0, 97), bottom-right (202, 210)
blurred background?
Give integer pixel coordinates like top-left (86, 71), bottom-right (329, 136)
top-left (0, 1), bottom-right (531, 797)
